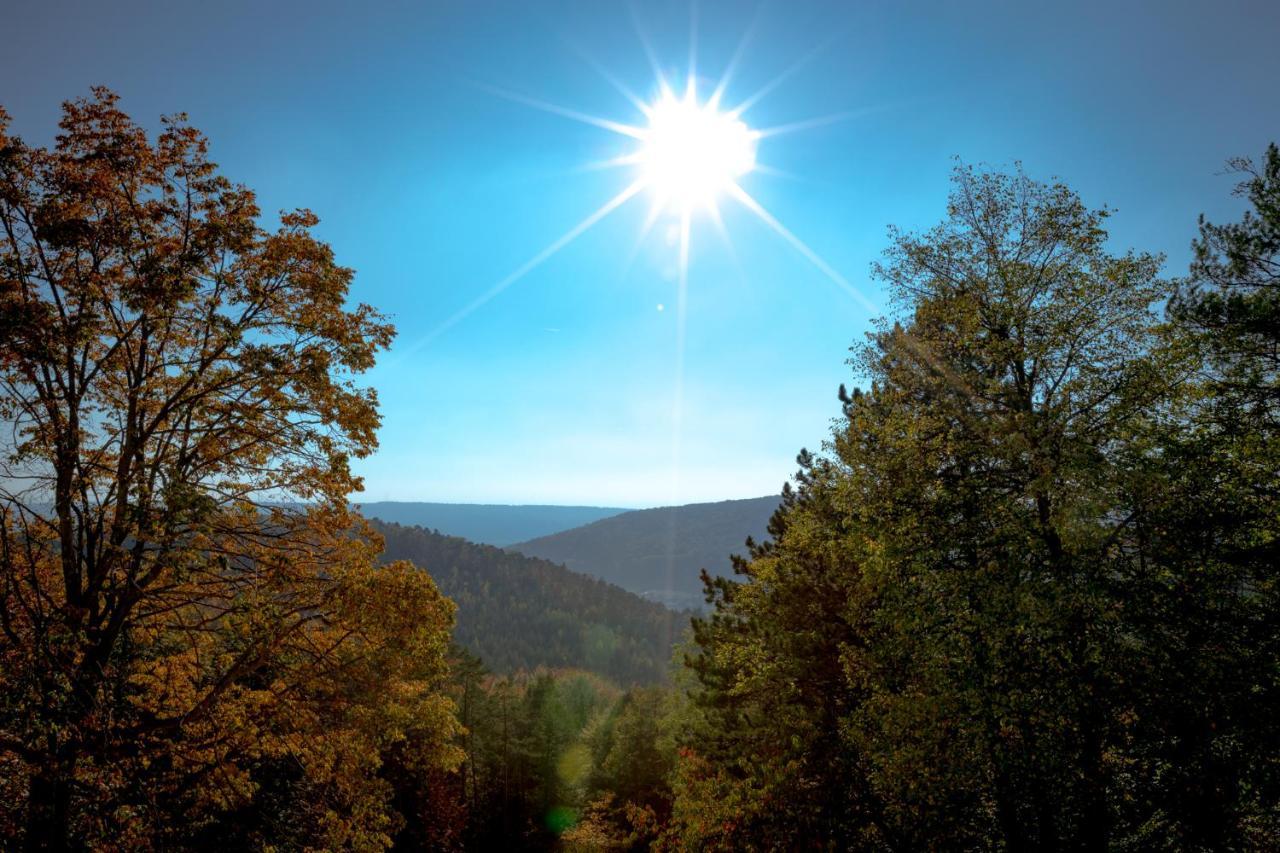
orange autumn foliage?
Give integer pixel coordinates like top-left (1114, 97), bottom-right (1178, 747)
top-left (0, 89), bottom-right (459, 850)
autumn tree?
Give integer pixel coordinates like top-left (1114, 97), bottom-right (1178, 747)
top-left (0, 90), bottom-right (459, 849)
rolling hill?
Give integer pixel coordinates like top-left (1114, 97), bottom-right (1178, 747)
top-left (374, 520), bottom-right (687, 684)
top-left (355, 501), bottom-right (626, 546)
top-left (508, 495), bottom-right (779, 609)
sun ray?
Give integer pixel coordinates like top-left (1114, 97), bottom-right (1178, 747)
top-left (478, 155), bottom-right (646, 192)
top-left (660, 206), bottom-right (693, 597)
top-left (687, 0), bottom-right (699, 91)
top-left (621, 198), bottom-right (667, 275)
top-left (392, 180), bottom-right (646, 360)
top-left (678, 210), bottom-right (692, 316)
top-left (628, 2), bottom-right (670, 95)
top-left (723, 191), bottom-right (980, 408)
top-left (576, 153), bottom-right (643, 173)
top-left (751, 162), bottom-right (807, 182)
top-left (473, 82), bottom-right (644, 139)
top-left (565, 40), bottom-right (653, 117)
top-left (754, 109), bottom-right (862, 139)
top-left (670, 208), bottom-right (692, 501)
top-left (703, 199), bottom-right (735, 256)
top-left (726, 182), bottom-right (880, 315)
top-left (703, 198), bottom-right (749, 289)
top-left (709, 1), bottom-right (765, 108)
top-left (727, 182), bottom-right (987, 416)
top-left (494, 154), bottom-right (643, 187)
top-left (730, 32), bottom-right (840, 116)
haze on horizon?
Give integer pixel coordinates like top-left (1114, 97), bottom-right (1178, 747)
top-left (4, 0), bottom-right (1277, 507)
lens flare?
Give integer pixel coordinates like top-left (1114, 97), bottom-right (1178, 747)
top-left (638, 89), bottom-right (758, 213)
top-left (407, 21), bottom-right (879, 355)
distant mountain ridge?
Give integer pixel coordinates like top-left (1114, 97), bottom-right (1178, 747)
top-left (355, 501), bottom-right (627, 546)
top-left (375, 520), bottom-right (685, 684)
top-left (508, 496), bottom-right (779, 610)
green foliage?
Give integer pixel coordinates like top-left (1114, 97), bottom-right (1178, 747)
top-left (449, 664), bottom-right (618, 848)
top-left (376, 520), bottom-right (688, 684)
top-left (425, 653), bottom-right (684, 852)
top-left (1173, 141), bottom-right (1280, 422)
top-left (674, 161), bottom-right (1280, 850)
top-left (6, 87), bottom-right (1276, 851)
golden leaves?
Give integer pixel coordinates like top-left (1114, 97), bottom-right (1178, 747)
top-left (0, 89), bottom-right (455, 848)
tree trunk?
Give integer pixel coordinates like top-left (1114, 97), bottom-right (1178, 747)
top-left (1077, 714), bottom-right (1111, 851)
top-left (25, 758), bottom-right (74, 852)
top-left (994, 769), bottom-right (1032, 852)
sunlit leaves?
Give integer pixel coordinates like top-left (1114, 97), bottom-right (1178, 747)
top-left (0, 89), bottom-right (457, 849)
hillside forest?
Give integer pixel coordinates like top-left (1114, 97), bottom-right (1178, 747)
top-left (1, 91), bottom-right (1277, 850)
top-left (508, 496), bottom-right (777, 611)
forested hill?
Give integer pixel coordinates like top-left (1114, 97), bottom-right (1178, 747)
top-left (356, 501), bottom-right (626, 545)
top-left (508, 496), bottom-right (778, 609)
top-left (374, 521), bottom-right (687, 684)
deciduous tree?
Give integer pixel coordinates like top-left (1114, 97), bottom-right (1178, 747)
top-left (0, 89), bottom-right (459, 849)
top-left (678, 164), bottom-right (1183, 848)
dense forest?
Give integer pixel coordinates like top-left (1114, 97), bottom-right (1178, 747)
top-left (357, 502), bottom-right (627, 547)
top-left (406, 659), bottom-right (684, 850)
top-left (670, 156), bottom-right (1280, 849)
top-left (509, 496), bottom-right (777, 610)
top-left (1, 90), bottom-right (1278, 850)
top-left (375, 521), bottom-right (685, 684)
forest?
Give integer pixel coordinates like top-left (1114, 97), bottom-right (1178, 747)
top-left (507, 496), bottom-right (778, 610)
top-left (1, 90), bottom-right (1277, 850)
top-left (375, 521), bottom-right (683, 684)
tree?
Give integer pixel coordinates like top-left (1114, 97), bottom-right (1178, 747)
top-left (678, 164), bottom-right (1178, 848)
top-left (1173, 142), bottom-right (1280, 422)
top-left (1127, 143), bottom-right (1280, 847)
top-left (373, 520), bottom-right (682, 685)
top-left (596, 687), bottom-right (675, 816)
top-left (0, 89), bottom-right (459, 849)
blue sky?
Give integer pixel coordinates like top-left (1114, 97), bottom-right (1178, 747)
top-left (4, 0), bottom-right (1279, 506)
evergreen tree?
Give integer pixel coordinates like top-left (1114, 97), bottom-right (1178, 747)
top-left (1174, 142), bottom-right (1280, 421)
top-left (676, 164), bottom-right (1203, 849)
top-left (1126, 143), bottom-right (1280, 847)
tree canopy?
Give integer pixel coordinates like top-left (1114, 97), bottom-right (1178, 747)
top-left (3, 87), bottom-right (1276, 852)
top-left (674, 162), bottom-right (1280, 850)
top-left (0, 89), bottom-right (459, 850)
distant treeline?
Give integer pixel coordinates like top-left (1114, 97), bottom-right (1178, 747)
top-left (509, 496), bottom-right (778, 605)
top-left (2, 89), bottom-right (1277, 850)
top-left (375, 521), bottom-right (688, 685)
top-left (356, 501), bottom-right (627, 547)
top-left (395, 656), bottom-right (683, 850)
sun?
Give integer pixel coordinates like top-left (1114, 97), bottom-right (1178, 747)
top-left (637, 86), bottom-right (758, 214)
top-left (399, 28), bottom-right (880, 359)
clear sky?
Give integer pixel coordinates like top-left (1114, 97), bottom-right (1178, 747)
top-left (3, 0), bottom-right (1278, 506)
